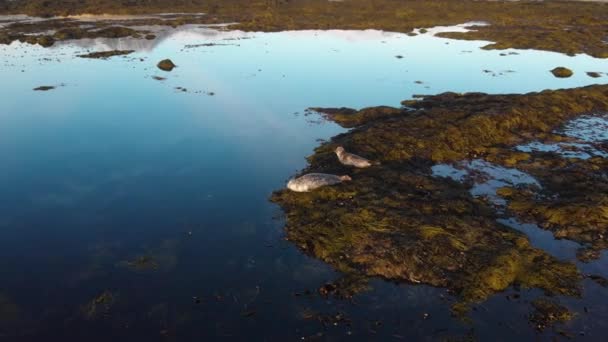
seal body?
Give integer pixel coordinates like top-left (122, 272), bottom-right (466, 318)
top-left (335, 146), bottom-right (372, 168)
top-left (287, 173), bottom-right (351, 192)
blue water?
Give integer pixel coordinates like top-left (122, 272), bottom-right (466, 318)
top-left (0, 25), bottom-right (607, 341)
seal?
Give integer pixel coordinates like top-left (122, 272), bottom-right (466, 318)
top-left (287, 173), bottom-right (352, 192)
top-left (335, 146), bottom-right (373, 168)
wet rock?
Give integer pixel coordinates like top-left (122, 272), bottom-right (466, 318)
top-left (145, 34), bottom-right (156, 40)
top-left (496, 155), bottom-right (608, 254)
top-left (586, 274), bottom-right (608, 287)
top-left (577, 247), bottom-right (602, 262)
top-left (586, 71), bottom-right (602, 78)
top-left (550, 67), bottom-right (573, 78)
top-left (157, 59), bottom-right (176, 72)
top-left (318, 275), bottom-right (370, 299)
top-left (78, 50), bottom-right (135, 59)
top-left (94, 26), bottom-right (138, 39)
top-left (33, 86), bottom-right (55, 91)
top-left (309, 106), bottom-right (402, 128)
top-left (20, 35), bottom-right (55, 47)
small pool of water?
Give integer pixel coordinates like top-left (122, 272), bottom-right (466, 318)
top-left (1, 24), bottom-right (607, 340)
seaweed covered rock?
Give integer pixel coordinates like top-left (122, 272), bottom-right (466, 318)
top-left (587, 72), bottom-right (602, 78)
top-left (550, 67), bottom-right (573, 78)
top-left (273, 85), bottom-right (608, 316)
top-left (33, 86), bottom-right (55, 91)
top-left (20, 34), bottom-right (55, 47)
top-left (273, 167), bottom-right (581, 314)
top-left (78, 50), bottom-right (135, 59)
top-left (309, 106), bottom-right (402, 128)
top-left (82, 290), bottom-right (116, 320)
top-left (529, 299), bottom-right (574, 331)
top-left (496, 155), bottom-right (608, 257)
top-left (157, 59), bottom-right (176, 72)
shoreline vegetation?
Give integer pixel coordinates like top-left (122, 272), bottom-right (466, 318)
top-left (0, 0), bottom-right (606, 57)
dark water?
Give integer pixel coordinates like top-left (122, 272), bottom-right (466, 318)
top-left (1, 23), bottom-right (607, 341)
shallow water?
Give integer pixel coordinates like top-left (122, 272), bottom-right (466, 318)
top-left (1, 24), bottom-right (608, 340)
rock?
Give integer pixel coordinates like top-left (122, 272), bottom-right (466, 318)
top-left (33, 86), bottom-right (55, 91)
top-left (586, 71), bottom-right (602, 78)
top-left (157, 59), bottom-right (176, 72)
top-left (529, 299), bottom-right (574, 331)
top-left (550, 67), bottom-right (573, 78)
top-left (78, 50), bottom-right (135, 59)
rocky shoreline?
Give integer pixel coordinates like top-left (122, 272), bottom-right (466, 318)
top-left (1, 0), bottom-right (608, 57)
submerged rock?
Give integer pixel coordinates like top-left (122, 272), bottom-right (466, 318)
top-left (529, 299), bottom-right (574, 331)
top-left (157, 59), bottom-right (176, 72)
top-left (122, 255), bottom-right (159, 271)
top-left (82, 290), bottom-right (116, 320)
top-left (550, 67), bottom-right (573, 78)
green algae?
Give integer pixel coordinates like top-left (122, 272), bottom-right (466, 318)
top-left (273, 85), bottom-right (608, 318)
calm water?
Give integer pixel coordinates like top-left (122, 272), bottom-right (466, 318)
top-left (1, 24), bottom-right (608, 341)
